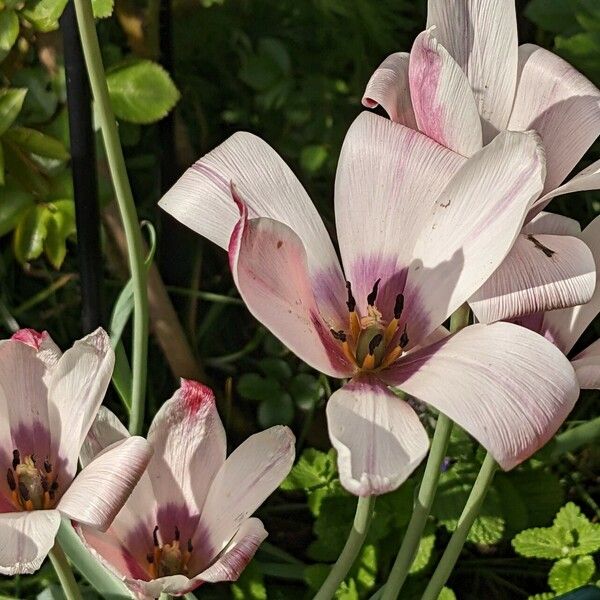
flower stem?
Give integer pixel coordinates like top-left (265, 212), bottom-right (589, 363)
top-left (72, 0), bottom-right (149, 435)
top-left (49, 542), bottom-right (83, 600)
top-left (380, 304), bottom-right (470, 600)
top-left (313, 495), bottom-right (376, 600)
top-left (420, 452), bottom-right (498, 600)
top-left (549, 416), bottom-right (600, 459)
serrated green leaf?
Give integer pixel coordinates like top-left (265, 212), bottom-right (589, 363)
top-left (512, 527), bottom-right (570, 559)
top-left (0, 10), bottom-right (19, 63)
top-left (309, 495), bottom-right (356, 561)
top-left (92, 0), bottom-right (113, 18)
top-left (22, 0), bottom-right (68, 31)
top-left (107, 60), bottom-right (180, 124)
top-left (409, 530), bottom-right (435, 574)
top-left (438, 589), bottom-right (457, 600)
top-left (3, 127), bottom-right (69, 161)
top-left (549, 556), bottom-right (596, 594)
top-left (573, 524), bottom-right (600, 556)
top-left (0, 88), bottom-right (27, 136)
top-left (238, 373), bottom-right (283, 403)
top-left (43, 199), bottom-right (75, 269)
top-left (335, 578), bottom-right (359, 600)
top-left (527, 594), bottom-right (555, 600)
top-left (280, 448), bottom-right (336, 492)
top-left (555, 503), bottom-right (591, 532)
top-left (13, 204), bottom-right (51, 263)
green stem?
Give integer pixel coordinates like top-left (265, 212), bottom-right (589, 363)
top-left (313, 495), bottom-right (376, 600)
top-left (550, 416), bottom-right (600, 459)
top-left (72, 0), bottom-right (149, 435)
top-left (380, 304), bottom-right (470, 600)
top-left (48, 543), bottom-right (83, 600)
top-left (420, 452), bottom-right (498, 600)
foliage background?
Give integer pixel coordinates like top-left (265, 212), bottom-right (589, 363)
top-left (0, 0), bottom-right (599, 598)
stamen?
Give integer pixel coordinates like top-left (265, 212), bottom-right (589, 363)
top-left (153, 525), bottom-right (160, 547)
top-left (345, 281), bottom-right (356, 313)
top-left (368, 333), bottom-right (383, 355)
top-left (12, 450), bottom-right (20, 471)
top-left (44, 459), bottom-right (52, 474)
top-left (399, 327), bottom-right (409, 349)
top-left (41, 477), bottom-right (49, 492)
top-left (6, 469), bottom-right (16, 491)
top-left (394, 294), bottom-right (404, 320)
top-left (380, 346), bottom-right (403, 370)
top-left (187, 539), bottom-right (193, 553)
top-left (367, 279), bottom-right (381, 306)
top-left (174, 526), bottom-right (180, 542)
top-left (330, 329), bottom-right (347, 342)
top-left (18, 481), bottom-right (30, 502)
top-left (147, 553), bottom-right (154, 564)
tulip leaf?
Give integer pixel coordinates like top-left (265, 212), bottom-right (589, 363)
top-left (0, 88), bottom-right (27, 137)
top-left (549, 556), bottom-right (596, 594)
top-left (0, 10), bottom-right (19, 63)
top-left (106, 60), bottom-right (180, 124)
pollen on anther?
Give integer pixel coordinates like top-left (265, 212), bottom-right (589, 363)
top-left (12, 450), bottom-right (20, 470)
top-left (345, 281), bottom-right (356, 312)
top-left (153, 525), bottom-right (160, 547)
top-left (399, 327), bottom-right (409, 349)
top-left (330, 329), bottom-right (347, 342)
top-left (6, 469), bottom-right (16, 491)
top-left (394, 294), bottom-right (404, 320)
top-left (44, 459), bottom-right (52, 474)
top-left (187, 539), bottom-right (193, 553)
top-left (367, 279), bottom-right (381, 306)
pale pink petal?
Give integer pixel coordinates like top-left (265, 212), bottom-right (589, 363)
top-left (158, 132), bottom-right (347, 325)
top-left (48, 328), bottom-right (115, 483)
top-left (362, 52), bottom-right (417, 128)
top-left (58, 436), bottom-right (151, 531)
top-left (572, 339), bottom-right (600, 390)
top-left (199, 426), bottom-right (294, 559)
top-left (326, 377), bottom-right (429, 496)
top-left (522, 212), bottom-right (582, 236)
top-left (145, 380), bottom-right (226, 516)
top-left (335, 111), bottom-right (465, 322)
top-left (532, 158), bottom-right (600, 217)
top-left (409, 29), bottom-right (482, 157)
top-left (195, 517), bottom-right (267, 583)
top-left (125, 574), bottom-right (193, 600)
top-left (509, 45), bottom-right (600, 195)
top-left (426, 0), bottom-right (518, 140)
top-left (229, 205), bottom-right (353, 377)
top-left (79, 406), bottom-right (130, 469)
top-left (541, 215), bottom-right (600, 353)
top-left (469, 232), bottom-right (595, 323)
top-left (405, 129), bottom-right (545, 344)
top-left (0, 510), bottom-right (61, 575)
top-left (382, 322), bottom-right (579, 470)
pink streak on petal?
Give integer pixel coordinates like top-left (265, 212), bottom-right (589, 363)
top-left (179, 379), bottom-right (216, 417)
top-left (11, 329), bottom-right (48, 350)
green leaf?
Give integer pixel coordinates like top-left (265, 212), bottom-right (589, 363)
top-left (13, 204), bottom-right (51, 263)
top-left (438, 589), bottom-right (457, 600)
top-left (555, 503), bottom-right (591, 532)
top-left (527, 594), bottom-right (555, 600)
top-left (353, 544), bottom-right (377, 594)
top-left (0, 142), bottom-right (3, 185)
top-left (290, 373), bottom-right (321, 410)
top-left (0, 10), bottom-right (19, 63)
top-left (11, 67), bottom-right (57, 123)
top-left (3, 127), bottom-right (70, 161)
top-left (549, 556), bottom-right (596, 594)
top-left (280, 448), bottom-right (336, 492)
top-left (43, 199), bottom-right (75, 269)
top-left (92, 0), bottom-right (114, 18)
top-left (258, 357), bottom-right (292, 381)
top-left (238, 373), bottom-right (283, 403)
top-left (508, 468), bottom-right (564, 527)
top-left (22, 0), bottom-right (68, 31)
top-left (309, 494), bottom-right (357, 561)
top-left (525, 0), bottom-right (581, 34)
top-left (553, 503), bottom-right (600, 557)
top-left (512, 527), bottom-right (570, 559)
top-left (409, 529), bottom-right (435, 574)
top-left (231, 561), bottom-right (266, 600)
top-left (555, 32), bottom-right (600, 82)
top-left (107, 60), bottom-right (180, 124)
top-left (0, 88), bottom-right (27, 137)
top-left (300, 145), bottom-right (328, 173)
top-left (257, 393), bottom-right (294, 427)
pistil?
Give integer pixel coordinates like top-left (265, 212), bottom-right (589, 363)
top-left (148, 525), bottom-right (193, 578)
top-left (6, 451), bottom-right (56, 510)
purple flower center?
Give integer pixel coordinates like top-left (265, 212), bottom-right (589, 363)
top-left (6, 449), bottom-right (58, 511)
top-left (147, 524), bottom-right (193, 578)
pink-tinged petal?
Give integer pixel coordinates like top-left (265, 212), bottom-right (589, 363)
top-left (335, 112), bottom-right (465, 322)
top-left (11, 328), bottom-right (47, 350)
top-left (326, 377), bottom-right (429, 496)
top-left (509, 45), bottom-right (600, 195)
top-left (145, 380), bottom-right (226, 516)
top-left (532, 158), bottom-right (600, 217)
top-left (572, 339), bottom-right (600, 390)
top-left (229, 207), bottom-right (353, 377)
top-left (58, 436), bottom-right (151, 531)
top-left (427, 0), bottom-right (518, 140)
top-left (199, 426), bottom-right (294, 560)
top-left (541, 215), bottom-right (600, 354)
top-left (80, 406), bottom-right (130, 469)
top-left (382, 322), bottom-right (579, 470)
top-left (48, 328), bottom-right (115, 483)
top-left (405, 130), bottom-right (546, 343)
top-left (124, 574), bottom-right (193, 600)
top-left (522, 212), bottom-right (582, 236)
top-left (158, 132), bottom-right (347, 325)
top-left (0, 510), bottom-right (61, 575)
top-left (195, 517), bottom-right (267, 583)
top-left (469, 232), bottom-right (595, 324)
top-left (362, 52), bottom-right (417, 128)
top-left (409, 29), bottom-right (482, 157)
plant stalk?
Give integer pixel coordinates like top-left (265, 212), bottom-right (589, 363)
top-left (72, 0), bottom-right (149, 434)
top-left (48, 542), bottom-right (83, 600)
top-left (420, 452), bottom-right (498, 600)
top-left (313, 495), bottom-right (376, 600)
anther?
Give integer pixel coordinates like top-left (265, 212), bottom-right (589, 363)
top-left (330, 329), bottom-right (347, 342)
top-left (12, 450), bottom-right (20, 471)
top-left (394, 294), bottom-right (404, 320)
top-left (147, 553), bottom-right (154, 564)
top-left (345, 281), bottom-right (356, 312)
top-left (153, 525), bottom-right (160, 547)
top-left (6, 469), bottom-right (16, 491)
top-left (367, 279), bottom-right (381, 306)
top-left (187, 539), bottom-right (193, 553)
top-left (174, 526), bottom-right (180, 542)
top-left (30, 454), bottom-right (36, 465)
top-left (44, 459), bottom-right (52, 474)
top-left (368, 333), bottom-right (383, 355)
top-left (18, 481), bottom-right (30, 502)
top-left (50, 480), bottom-right (58, 492)
top-left (41, 477), bottom-right (49, 492)
top-left (399, 327), bottom-right (409, 349)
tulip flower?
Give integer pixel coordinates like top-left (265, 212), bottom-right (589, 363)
top-left (159, 111), bottom-right (578, 496)
top-left (0, 328), bottom-right (151, 575)
top-left (514, 213), bottom-right (600, 389)
top-left (363, 0), bottom-right (600, 323)
top-left (77, 379), bottom-right (295, 599)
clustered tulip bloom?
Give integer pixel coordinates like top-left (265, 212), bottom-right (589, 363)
top-left (159, 110), bottom-right (579, 496)
top-left (363, 0), bottom-right (600, 325)
top-left (0, 328), bottom-right (151, 574)
top-left (77, 380), bottom-right (295, 599)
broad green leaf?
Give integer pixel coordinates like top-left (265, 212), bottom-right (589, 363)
top-left (238, 373), bottom-right (283, 403)
top-left (573, 523), bottom-right (600, 556)
top-left (106, 60), bottom-right (180, 124)
top-left (300, 145), bottom-right (328, 173)
top-left (0, 10), bottom-right (19, 63)
top-left (309, 494), bottom-right (356, 561)
top-left (257, 393), bottom-right (294, 427)
top-left (3, 140), bottom-right (50, 197)
top-left (555, 32), bottom-right (600, 82)
top-left (258, 357), bottom-right (292, 381)
top-left (92, 0), bottom-right (114, 18)
top-left (289, 373), bottom-right (321, 410)
top-left (22, 0), bottom-right (68, 31)
top-left (549, 556), bottom-right (596, 594)
top-left (43, 199), bottom-right (75, 269)
top-left (409, 530), bottom-right (435, 574)
top-left (353, 544), bottom-right (377, 594)
top-left (512, 527), bottom-right (570, 559)
top-left (13, 204), bottom-right (51, 263)
top-left (555, 503), bottom-right (591, 532)
top-left (509, 468), bottom-right (564, 527)
top-left (0, 182), bottom-right (35, 236)
top-left (231, 561), bottom-right (266, 600)
top-left (525, 0), bottom-right (581, 34)
top-left (438, 589), bottom-right (457, 600)
top-left (4, 127), bottom-right (69, 161)
top-left (553, 503), bottom-right (600, 557)
top-left (11, 67), bottom-right (57, 123)
top-left (280, 448), bottom-right (336, 492)
top-left (0, 88), bottom-right (27, 136)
